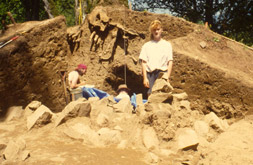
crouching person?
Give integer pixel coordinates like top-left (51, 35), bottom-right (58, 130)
top-left (68, 64), bottom-right (87, 101)
top-left (115, 84), bottom-right (130, 100)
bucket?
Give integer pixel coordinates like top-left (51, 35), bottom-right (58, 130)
top-left (70, 88), bottom-right (83, 100)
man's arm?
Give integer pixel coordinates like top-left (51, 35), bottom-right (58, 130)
top-left (167, 60), bottom-right (173, 82)
top-left (141, 60), bottom-right (149, 88)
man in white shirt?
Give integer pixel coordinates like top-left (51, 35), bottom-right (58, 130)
top-left (139, 20), bottom-right (173, 96)
top-left (68, 64), bottom-right (87, 89)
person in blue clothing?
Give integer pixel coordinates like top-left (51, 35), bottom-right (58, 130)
top-left (139, 20), bottom-right (173, 97)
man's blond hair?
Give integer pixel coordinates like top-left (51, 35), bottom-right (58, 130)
top-left (149, 20), bottom-right (162, 40)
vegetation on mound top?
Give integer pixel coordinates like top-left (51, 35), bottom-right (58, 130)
top-left (131, 0), bottom-right (253, 47)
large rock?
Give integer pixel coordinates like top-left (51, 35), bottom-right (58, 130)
top-left (151, 109), bottom-right (171, 120)
top-left (144, 152), bottom-right (159, 164)
top-left (136, 104), bottom-right (146, 117)
top-left (172, 93), bottom-right (191, 111)
top-left (26, 101), bottom-right (42, 111)
top-left (136, 93), bottom-right (143, 106)
top-left (5, 106), bottom-right (23, 122)
top-left (3, 139), bottom-right (28, 161)
top-left (90, 96), bottom-right (114, 122)
top-left (194, 120), bottom-right (209, 137)
top-left (151, 78), bottom-right (173, 93)
top-left (113, 98), bottom-right (133, 113)
top-left (175, 128), bottom-right (199, 151)
top-left (205, 112), bottom-right (229, 132)
top-left (145, 102), bottom-right (173, 112)
top-left (199, 120), bottom-right (253, 164)
top-left (96, 113), bottom-right (109, 127)
top-left (172, 92), bottom-right (188, 101)
top-left (55, 99), bottom-right (91, 127)
top-left (142, 127), bottom-right (159, 151)
top-left (97, 127), bottom-right (122, 146)
top-left (24, 101), bottom-right (42, 117)
top-left (27, 105), bottom-right (54, 130)
top-left (148, 92), bottom-right (173, 104)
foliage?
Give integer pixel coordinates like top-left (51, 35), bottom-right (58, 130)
top-left (0, 0), bottom-right (25, 25)
top-left (54, 0), bottom-right (75, 26)
top-left (0, 0), bottom-right (48, 30)
top-left (0, 0), bottom-right (129, 30)
top-left (131, 0), bottom-right (253, 46)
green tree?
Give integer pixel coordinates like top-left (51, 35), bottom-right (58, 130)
top-left (0, 0), bottom-right (48, 30)
top-left (131, 0), bottom-right (253, 46)
top-left (0, 0), bottom-right (25, 25)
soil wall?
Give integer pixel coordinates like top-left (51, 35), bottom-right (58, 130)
top-left (0, 16), bottom-right (69, 113)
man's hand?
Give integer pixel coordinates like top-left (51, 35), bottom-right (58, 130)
top-left (143, 77), bottom-right (149, 88)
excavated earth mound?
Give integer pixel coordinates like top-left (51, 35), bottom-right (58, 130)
top-left (0, 4), bottom-right (253, 165)
top-left (1, 5), bottom-right (252, 117)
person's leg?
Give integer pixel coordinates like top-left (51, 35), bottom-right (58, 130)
top-left (147, 70), bottom-right (166, 95)
top-left (146, 70), bottom-right (156, 95)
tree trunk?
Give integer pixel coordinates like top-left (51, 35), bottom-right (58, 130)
top-left (42, 0), bottom-right (54, 18)
top-left (22, 0), bottom-right (40, 21)
top-left (75, 0), bottom-right (79, 25)
top-left (205, 0), bottom-right (214, 28)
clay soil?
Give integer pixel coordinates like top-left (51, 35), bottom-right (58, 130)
top-left (0, 4), bottom-right (253, 165)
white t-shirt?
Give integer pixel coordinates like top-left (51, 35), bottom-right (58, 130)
top-left (68, 71), bottom-right (79, 88)
top-left (139, 39), bottom-right (173, 72)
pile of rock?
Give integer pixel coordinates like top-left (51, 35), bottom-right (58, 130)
top-left (1, 76), bottom-right (230, 164)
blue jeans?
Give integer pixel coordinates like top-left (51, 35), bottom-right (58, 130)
top-left (146, 69), bottom-right (166, 95)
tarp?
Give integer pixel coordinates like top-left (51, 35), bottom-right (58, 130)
top-left (82, 87), bottom-right (146, 108)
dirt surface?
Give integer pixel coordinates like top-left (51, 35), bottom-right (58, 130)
top-left (0, 4), bottom-right (253, 165)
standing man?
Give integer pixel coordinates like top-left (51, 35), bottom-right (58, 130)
top-left (139, 20), bottom-right (173, 97)
top-left (68, 64), bottom-right (87, 89)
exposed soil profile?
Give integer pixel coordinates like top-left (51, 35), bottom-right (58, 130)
top-left (0, 4), bottom-right (253, 165)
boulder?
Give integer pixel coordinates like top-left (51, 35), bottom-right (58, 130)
top-left (148, 92), bottom-right (173, 103)
top-left (3, 139), bottom-right (27, 161)
top-left (172, 92), bottom-right (188, 101)
top-left (97, 128), bottom-right (122, 146)
top-left (113, 98), bottom-right (133, 113)
top-left (26, 101), bottom-right (42, 111)
top-left (136, 104), bottom-right (146, 117)
top-left (145, 102), bottom-right (173, 112)
top-left (5, 106), bottom-right (23, 122)
top-left (144, 152), bottom-right (159, 164)
top-left (205, 112), bottom-right (229, 132)
top-left (96, 113), bottom-right (109, 127)
top-left (55, 99), bottom-right (91, 127)
top-left (142, 127), bottom-right (159, 151)
top-left (194, 120), bottom-right (209, 137)
top-left (151, 109), bottom-right (171, 120)
top-left (152, 78), bottom-right (173, 93)
top-left (27, 105), bottom-right (53, 130)
top-left (175, 128), bottom-right (199, 151)
top-left (179, 100), bottom-right (191, 111)
top-left (136, 93), bottom-right (143, 106)
top-left (90, 96), bottom-right (114, 119)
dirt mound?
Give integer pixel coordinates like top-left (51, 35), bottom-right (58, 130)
top-left (0, 4), bottom-right (253, 164)
top-left (0, 4), bottom-right (252, 118)
top-left (69, 5), bottom-right (253, 119)
top-left (0, 16), bottom-right (69, 113)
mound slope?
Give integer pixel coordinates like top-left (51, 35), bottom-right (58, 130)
top-left (0, 5), bottom-right (253, 165)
